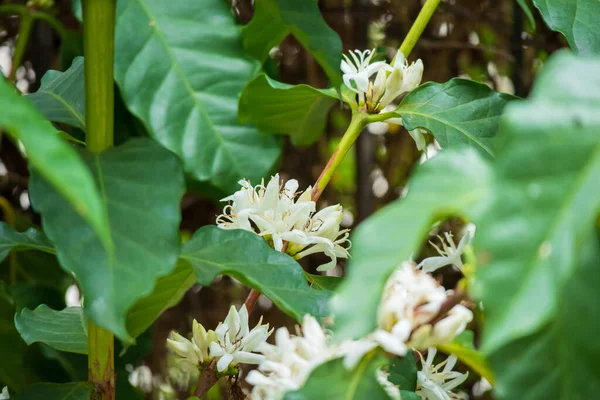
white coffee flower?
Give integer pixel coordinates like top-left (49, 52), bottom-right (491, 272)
top-left (417, 348), bottom-right (469, 400)
top-left (374, 53), bottom-right (424, 110)
top-left (341, 49), bottom-right (387, 98)
top-left (0, 387), bottom-right (9, 400)
top-left (375, 263), bottom-right (472, 353)
top-left (128, 365), bottom-right (153, 393)
top-left (217, 174), bottom-right (351, 271)
top-left (167, 305), bottom-right (270, 373)
top-left (377, 369), bottom-right (401, 400)
top-left (209, 305), bottom-right (271, 372)
top-left (417, 232), bottom-right (472, 273)
top-left (247, 315), bottom-right (332, 400)
top-left (410, 305), bottom-right (473, 350)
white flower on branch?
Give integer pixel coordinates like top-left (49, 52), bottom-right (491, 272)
top-left (371, 53), bottom-right (424, 111)
top-left (209, 305), bottom-right (272, 372)
top-left (167, 305), bottom-right (271, 373)
top-left (246, 315), bottom-right (332, 400)
top-left (374, 263), bottom-right (472, 354)
top-left (341, 49), bottom-right (387, 99)
top-left (341, 48), bottom-right (423, 114)
top-left (217, 174), bottom-right (351, 271)
top-left (416, 348), bottom-right (469, 400)
top-left (0, 387), bottom-right (9, 400)
top-left (417, 232), bottom-right (472, 273)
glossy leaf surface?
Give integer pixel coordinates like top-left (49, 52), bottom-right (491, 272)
top-left (15, 306), bottom-right (88, 355)
top-left (181, 226), bottom-right (331, 321)
top-left (395, 79), bottom-right (516, 157)
top-left (114, 0), bottom-right (280, 192)
top-left (239, 74), bottom-right (338, 146)
top-left (29, 139), bottom-right (184, 341)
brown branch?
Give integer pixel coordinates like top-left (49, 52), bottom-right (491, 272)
top-left (194, 359), bottom-right (219, 398)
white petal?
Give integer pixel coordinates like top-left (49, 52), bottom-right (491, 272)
top-left (209, 341), bottom-right (225, 357)
top-left (217, 353), bottom-right (234, 372)
top-left (233, 351), bottom-right (265, 365)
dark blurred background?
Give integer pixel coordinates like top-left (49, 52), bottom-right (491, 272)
top-left (0, 0), bottom-right (566, 398)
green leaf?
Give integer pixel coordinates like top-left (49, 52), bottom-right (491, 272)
top-left (181, 226), bottom-right (331, 321)
top-left (125, 262), bottom-right (196, 341)
top-left (242, 0), bottom-right (343, 88)
top-left (533, 0), bottom-right (600, 54)
top-left (333, 148), bottom-right (491, 340)
top-left (0, 223), bottom-right (54, 262)
top-left (0, 282), bottom-right (29, 391)
top-left (488, 233), bottom-right (600, 399)
top-left (13, 382), bottom-right (92, 400)
top-left (473, 52), bottom-right (600, 355)
top-left (516, 0), bottom-right (536, 29)
top-left (239, 74), bottom-right (338, 146)
top-left (29, 138), bottom-right (185, 341)
top-left (0, 79), bottom-right (110, 249)
top-left (15, 306), bottom-right (88, 355)
top-left (437, 331), bottom-right (494, 385)
top-left (305, 273), bottom-right (342, 291)
top-left (388, 352), bottom-right (417, 391)
top-left (26, 57), bottom-right (85, 130)
top-left (114, 0), bottom-right (280, 192)
top-left (400, 392), bottom-right (421, 400)
top-left (284, 352), bottom-right (390, 400)
top-left (394, 79), bottom-right (517, 157)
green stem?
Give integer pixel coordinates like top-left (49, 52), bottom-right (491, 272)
top-left (9, 12), bottom-right (34, 82)
top-left (83, 0), bottom-right (116, 398)
top-left (311, 113), bottom-right (368, 201)
top-left (399, 0), bottom-right (441, 58)
top-left (84, 0), bottom-right (116, 153)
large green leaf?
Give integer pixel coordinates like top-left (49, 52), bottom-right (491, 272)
top-left (13, 382), bottom-right (92, 400)
top-left (333, 148), bottom-right (491, 340)
top-left (125, 262), bottom-right (196, 340)
top-left (305, 273), bottom-right (343, 291)
top-left (15, 306), bottom-right (88, 355)
top-left (284, 352), bottom-right (390, 400)
top-left (488, 233), bottom-right (600, 400)
top-left (26, 57), bottom-right (85, 130)
top-left (471, 53), bottom-right (600, 399)
top-left (394, 79), bottom-right (516, 157)
top-left (533, 0), bottom-right (600, 54)
top-left (239, 74), bottom-right (338, 146)
top-left (114, 0), bottom-right (280, 192)
top-left (29, 138), bottom-right (185, 341)
top-left (0, 223), bottom-right (54, 262)
top-left (473, 52), bottom-right (600, 355)
top-left (181, 226), bottom-right (331, 321)
top-left (0, 79), bottom-right (109, 248)
top-left (242, 0), bottom-right (342, 88)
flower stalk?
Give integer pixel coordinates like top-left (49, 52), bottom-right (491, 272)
top-left (83, 0), bottom-right (117, 398)
top-left (311, 112), bottom-right (368, 202)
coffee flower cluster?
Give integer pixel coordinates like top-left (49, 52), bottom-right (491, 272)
top-left (342, 49), bottom-right (423, 113)
top-left (217, 174), bottom-right (351, 271)
top-left (247, 251), bottom-right (473, 399)
top-left (342, 48), bottom-right (428, 151)
top-left (167, 305), bottom-right (271, 374)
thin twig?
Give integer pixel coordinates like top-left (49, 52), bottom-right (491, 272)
top-left (194, 359), bottom-right (219, 398)
top-left (410, 289), bottom-right (468, 339)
